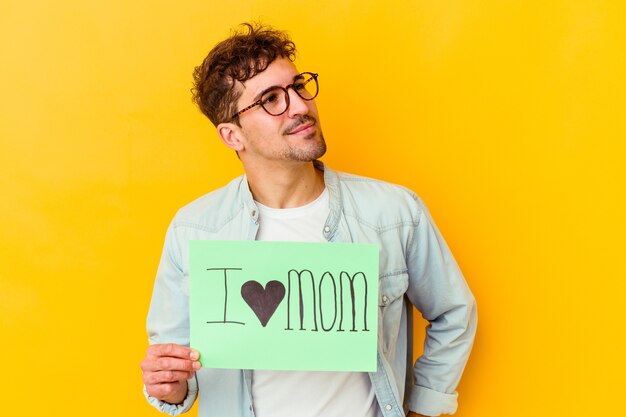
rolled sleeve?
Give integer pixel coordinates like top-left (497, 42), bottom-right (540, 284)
top-left (408, 385), bottom-right (458, 416)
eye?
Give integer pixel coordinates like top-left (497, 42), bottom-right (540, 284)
top-left (261, 91), bottom-right (280, 105)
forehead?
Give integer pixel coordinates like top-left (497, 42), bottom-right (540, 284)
top-left (238, 58), bottom-right (300, 101)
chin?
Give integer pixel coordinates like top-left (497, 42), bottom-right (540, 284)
top-left (307, 133), bottom-right (327, 159)
top-left (287, 140), bottom-right (327, 162)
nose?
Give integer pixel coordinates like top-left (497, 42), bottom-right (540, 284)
top-left (286, 88), bottom-right (310, 118)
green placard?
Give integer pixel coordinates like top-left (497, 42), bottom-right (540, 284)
top-left (189, 240), bottom-right (379, 372)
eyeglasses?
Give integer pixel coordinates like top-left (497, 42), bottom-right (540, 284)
top-left (231, 72), bottom-right (319, 120)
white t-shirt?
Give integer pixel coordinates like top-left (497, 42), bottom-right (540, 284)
top-left (253, 188), bottom-right (382, 417)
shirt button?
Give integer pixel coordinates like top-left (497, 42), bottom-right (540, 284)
top-left (385, 404), bottom-right (392, 411)
top-left (323, 226), bottom-right (330, 233)
top-left (382, 295), bottom-right (389, 305)
top-left (251, 210), bottom-right (256, 217)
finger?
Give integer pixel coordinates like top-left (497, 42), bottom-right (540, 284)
top-left (146, 343), bottom-right (199, 360)
top-left (145, 380), bottom-right (185, 400)
top-left (141, 356), bottom-right (201, 373)
top-left (143, 370), bottom-right (195, 385)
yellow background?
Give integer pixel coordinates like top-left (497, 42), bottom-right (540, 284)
top-left (1, 1), bottom-right (624, 415)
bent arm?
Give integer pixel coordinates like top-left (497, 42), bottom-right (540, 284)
top-left (144, 222), bottom-right (199, 415)
top-left (406, 200), bottom-right (477, 416)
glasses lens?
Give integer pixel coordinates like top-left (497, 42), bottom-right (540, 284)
top-left (260, 87), bottom-right (288, 116)
top-left (293, 73), bottom-right (318, 101)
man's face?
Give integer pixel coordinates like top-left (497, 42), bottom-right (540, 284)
top-left (233, 57), bottom-right (326, 166)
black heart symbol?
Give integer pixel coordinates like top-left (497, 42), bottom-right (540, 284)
top-left (241, 280), bottom-right (286, 327)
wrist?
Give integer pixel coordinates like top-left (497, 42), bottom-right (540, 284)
top-left (162, 380), bottom-right (189, 405)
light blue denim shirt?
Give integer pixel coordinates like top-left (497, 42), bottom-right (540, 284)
top-left (145, 162), bottom-right (477, 417)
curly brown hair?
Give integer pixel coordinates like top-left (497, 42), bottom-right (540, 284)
top-left (191, 23), bottom-right (297, 127)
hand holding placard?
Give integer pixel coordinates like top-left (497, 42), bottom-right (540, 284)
top-left (141, 344), bottom-right (201, 404)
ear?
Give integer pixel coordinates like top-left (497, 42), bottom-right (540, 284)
top-left (216, 122), bottom-right (245, 152)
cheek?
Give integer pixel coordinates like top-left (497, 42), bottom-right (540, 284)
top-left (307, 102), bottom-right (320, 117)
top-left (242, 119), bottom-right (282, 143)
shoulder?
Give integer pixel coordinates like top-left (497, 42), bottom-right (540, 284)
top-left (333, 170), bottom-right (426, 225)
top-left (171, 175), bottom-right (248, 231)
top-left (335, 170), bottom-right (421, 205)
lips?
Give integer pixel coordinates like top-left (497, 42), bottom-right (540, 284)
top-left (285, 118), bottom-right (316, 135)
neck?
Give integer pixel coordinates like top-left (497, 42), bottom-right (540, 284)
top-left (245, 161), bottom-right (325, 209)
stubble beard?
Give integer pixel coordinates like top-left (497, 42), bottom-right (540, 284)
top-left (281, 115), bottom-right (327, 162)
top-left (282, 131), bottom-right (327, 162)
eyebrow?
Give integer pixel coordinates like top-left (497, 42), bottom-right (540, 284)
top-left (251, 73), bottom-right (305, 103)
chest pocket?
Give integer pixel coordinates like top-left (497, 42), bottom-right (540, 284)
top-left (378, 271), bottom-right (408, 353)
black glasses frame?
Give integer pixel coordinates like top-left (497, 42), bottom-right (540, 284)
top-left (230, 72), bottom-right (319, 121)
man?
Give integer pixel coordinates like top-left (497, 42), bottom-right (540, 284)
top-left (141, 23), bottom-right (477, 417)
